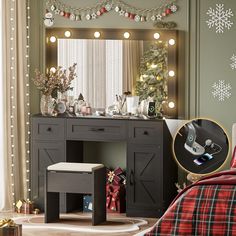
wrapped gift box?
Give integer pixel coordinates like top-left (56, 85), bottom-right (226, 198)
top-left (83, 195), bottom-right (93, 212)
top-left (0, 219), bottom-right (22, 236)
top-left (16, 200), bottom-right (34, 214)
top-left (106, 184), bottom-right (126, 213)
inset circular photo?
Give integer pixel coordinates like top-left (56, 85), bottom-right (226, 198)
top-left (173, 118), bottom-right (230, 174)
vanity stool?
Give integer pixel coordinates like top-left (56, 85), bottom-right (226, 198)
top-left (45, 162), bottom-right (106, 225)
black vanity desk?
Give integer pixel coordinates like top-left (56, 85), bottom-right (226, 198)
top-left (31, 114), bottom-right (177, 218)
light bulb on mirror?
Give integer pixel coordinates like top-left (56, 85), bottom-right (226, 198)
top-left (123, 32), bottom-right (130, 39)
top-left (64, 31), bottom-right (71, 38)
top-left (168, 70), bottom-right (175, 77)
top-left (94, 31), bottom-right (101, 38)
top-left (169, 39), bottom-right (175, 45)
top-left (168, 101), bottom-right (175, 109)
top-left (153, 32), bottom-right (160, 39)
top-left (49, 36), bottom-right (56, 43)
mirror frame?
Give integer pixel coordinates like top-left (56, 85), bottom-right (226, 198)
top-left (46, 28), bottom-right (178, 118)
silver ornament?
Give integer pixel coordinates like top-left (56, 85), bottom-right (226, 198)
top-left (70, 13), bottom-right (76, 21)
top-left (156, 14), bottom-right (162, 21)
top-left (91, 13), bottom-right (97, 19)
top-left (119, 10), bottom-right (125, 16)
top-left (55, 9), bottom-right (60, 15)
top-left (151, 15), bottom-right (156, 21)
top-left (115, 6), bottom-right (120, 12)
top-left (75, 15), bottom-right (81, 21)
top-left (171, 4), bottom-right (178, 13)
top-left (134, 15), bottom-right (141, 22)
top-left (105, 4), bottom-right (112, 11)
top-left (86, 14), bottom-right (91, 20)
top-left (51, 5), bottom-right (56, 11)
top-left (141, 16), bottom-right (146, 22)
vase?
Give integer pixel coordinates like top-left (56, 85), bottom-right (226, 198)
top-left (40, 94), bottom-right (55, 116)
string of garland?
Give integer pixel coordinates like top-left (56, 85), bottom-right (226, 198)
top-left (45, 0), bottom-right (178, 24)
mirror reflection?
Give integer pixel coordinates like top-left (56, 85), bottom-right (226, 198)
top-left (57, 39), bottom-right (167, 110)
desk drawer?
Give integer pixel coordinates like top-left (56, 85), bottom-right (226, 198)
top-left (32, 118), bottom-right (65, 140)
top-left (129, 121), bottom-right (162, 144)
top-left (67, 119), bottom-right (127, 141)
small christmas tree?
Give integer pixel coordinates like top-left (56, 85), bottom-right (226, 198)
top-left (135, 41), bottom-right (168, 114)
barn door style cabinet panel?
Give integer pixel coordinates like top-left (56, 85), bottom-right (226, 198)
top-left (31, 115), bottom-right (177, 217)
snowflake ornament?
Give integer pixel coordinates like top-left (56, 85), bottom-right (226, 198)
top-left (206, 4), bottom-right (234, 33)
top-left (230, 54), bottom-right (236, 70)
top-left (212, 80), bottom-right (232, 101)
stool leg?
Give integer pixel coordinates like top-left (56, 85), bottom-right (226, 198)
top-left (45, 192), bottom-right (60, 223)
top-left (92, 167), bottom-right (106, 225)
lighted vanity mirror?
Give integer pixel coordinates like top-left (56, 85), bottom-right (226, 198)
top-left (46, 28), bottom-right (178, 117)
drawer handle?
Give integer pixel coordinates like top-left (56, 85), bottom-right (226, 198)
top-left (47, 127), bottom-right (52, 132)
top-left (130, 170), bottom-right (134, 186)
top-left (89, 128), bottom-right (105, 132)
top-left (143, 131), bottom-right (149, 135)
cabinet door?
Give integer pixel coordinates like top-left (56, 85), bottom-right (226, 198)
top-left (31, 141), bottom-right (65, 211)
top-left (127, 144), bottom-right (163, 212)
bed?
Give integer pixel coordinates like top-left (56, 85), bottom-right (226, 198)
top-left (142, 124), bottom-right (236, 236)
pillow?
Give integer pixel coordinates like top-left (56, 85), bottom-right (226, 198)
top-left (230, 146), bottom-right (236, 168)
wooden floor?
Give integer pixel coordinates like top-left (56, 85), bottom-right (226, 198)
top-left (0, 212), bottom-right (157, 236)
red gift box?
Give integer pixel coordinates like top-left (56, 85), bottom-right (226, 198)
top-left (106, 184), bottom-right (126, 213)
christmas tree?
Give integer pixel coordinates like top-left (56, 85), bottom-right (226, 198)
top-left (135, 41), bottom-right (168, 114)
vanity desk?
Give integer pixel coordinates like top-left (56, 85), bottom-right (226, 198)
top-left (31, 114), bottom-right (177, 218)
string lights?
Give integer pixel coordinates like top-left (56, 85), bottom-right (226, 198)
top-left (45, 0), bottom-right (178, 25)
top-left (9, 0), bottom-right (31, 207)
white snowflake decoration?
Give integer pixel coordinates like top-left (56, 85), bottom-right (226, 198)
top-left (206, 4), bottom-right (233, 33)
top-left (230, 54), bottom-right (236, 70)
top-left (212, 80), bottom-right (232, 101)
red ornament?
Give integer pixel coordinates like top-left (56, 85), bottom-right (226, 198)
top-left (166, 8), bottom-right (171, 15)
top-left (101, 7), bottom-right (107, 13)
top-left (129, 13), bottom-right (135, 20)
top-left (64, 12), bottom-right (71, 18)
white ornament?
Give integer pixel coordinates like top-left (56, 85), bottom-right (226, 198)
top-left (124, 12), bottom-right (129, 17)
top-left (156, 14), bottom-right (162, 21)
top-left (60, 11), bottom-right (65, 16)
top-left (86, 14), bottom-right (91, 20)
top-left (96, 10), bottom-right (101, 16)
top-left (206, 4), bottom-right (233, 34)
top-left (115, 6), bottom-right (120, 12)
top-left (119, 10), bottom-right (125, 16)
top-left (151, 15), bottom-right (156, 21)
top-left (105, 4), bottom-right (112, 11)
top-left (70, 13), bottom-right (76, 21)
top-left (55, 9), bottom-right (60, 14)
top-left (212, 80), bottom-right (232, 101)
top-left (51, 5), bottom-right (56, 11)
top-left (134, 15), bottom-right (141, 22)
top-left (91, 13), bottom-right (97, 19)
top-left (230, 54), bottom-right (236, 70)
top-left (170, 4), bottom-right (178, 13)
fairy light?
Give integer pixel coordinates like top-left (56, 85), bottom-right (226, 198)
top-left (25, 0), bottom-right (31, 201)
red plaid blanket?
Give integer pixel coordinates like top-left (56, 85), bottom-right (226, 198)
top-left (145, 170), bottom-right (236, 236)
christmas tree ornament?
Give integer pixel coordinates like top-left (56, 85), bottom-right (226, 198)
top-left (115, 6), bottom-right (120, 12)
top-left (166, 8), bottom-right (171, 15)
top-left (134, 15), bottom-right (141, 22)
top-left (156, 14), bottom-right (162, 21)
top-left (162, 12), bottom-right (166, 17)
top-left (60, 10), bottom-right (65, 16)
top-left (119, 9), bottom-right (125, 16)
top-left (124, 12), bottom-right (130, 18)
top-left (105, 3), bottom-right (112, 11)
top-left (129, 13), bottom-right (135, 19)
top-left (151, 15), bottom-right (156, 21)
top-left (96, 10), bottom-right (102, 16)
top-left (64, 12), bottom-right (70, 18)
top-left (91, 12), bottom-right (97, 19)
top-left (86, 14), bottom-right (91, 20)
top-left (75, 15), bottom-right (81, 21)
top-left (55, 9), bottom-right (60, 14)
top-left (170, 4), bottom-right (178, 13)
top-left (69, 13), bottom-right (76, 21)
top-left (101, 7), bottom-right (107, 13)
top-left (141, 16), bottom-right (146, 22)
top-left (50, 5), bottom-right (56, 11)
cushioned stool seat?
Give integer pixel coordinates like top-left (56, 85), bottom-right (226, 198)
top-left (45, 162), bottom-right (106, 225)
